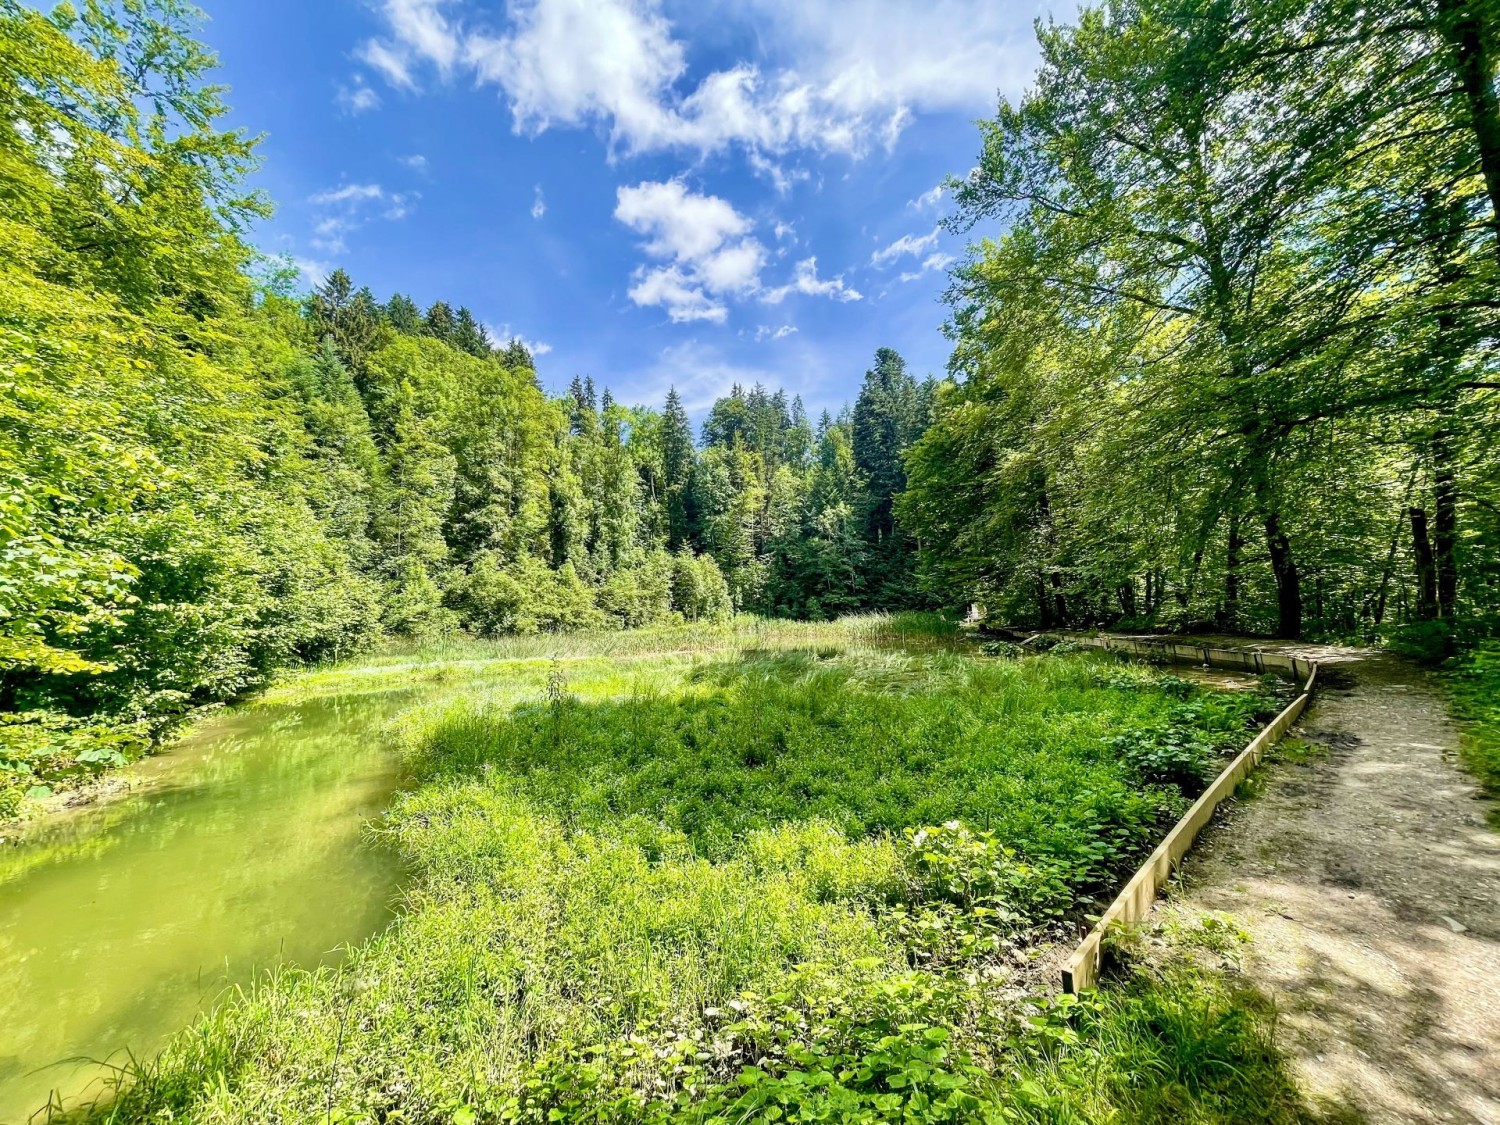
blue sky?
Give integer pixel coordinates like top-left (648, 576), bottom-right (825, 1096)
top-left (201, 0), bottom-right (1058, 417)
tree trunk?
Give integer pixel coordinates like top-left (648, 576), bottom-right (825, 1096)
top-left (1410, 506), bottom-right (1440, 620)
top-left (1050, 571), bottom-right (1068, 625)
top-left (1433, 426), bottom-right (1460, 617)
top-left (1438, 0), bottom-right (1500, 260)
top-left (1253, 465), bottom-right (1302, 638)
top-left (1223, 510), bottom-right (1242, 631)
top-left (1263, 510), bottom-right (1303, 639)
top-left (1373, 496), bottom-right (1408, 626)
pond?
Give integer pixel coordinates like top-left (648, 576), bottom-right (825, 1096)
top-left (0, 689), bottom-right (412, 1123)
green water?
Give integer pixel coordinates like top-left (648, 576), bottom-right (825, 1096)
top-left (0, 690), bottom-right (412, 1123)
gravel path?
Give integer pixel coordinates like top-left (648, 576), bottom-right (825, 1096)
top-left (1165, 648), bottom-right (1500, 1123)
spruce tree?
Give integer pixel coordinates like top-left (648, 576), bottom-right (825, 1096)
top-left (424, 301), bottom-right (456, 343)
top-left (384, 293), bottom-right (422, 335)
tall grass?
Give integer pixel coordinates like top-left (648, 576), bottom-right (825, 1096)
top-left (65, 618), bottom-right (1297, 1125)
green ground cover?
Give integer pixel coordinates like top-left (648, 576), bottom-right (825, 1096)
top-left (71, 616), bottom-right (1310, 1124)
top-left (1448, 643), bottom-right (1500, 820)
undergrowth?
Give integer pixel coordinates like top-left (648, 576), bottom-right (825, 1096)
top-left (1447, 642), bottom-right (1500, 819)
top-left (60, 616), bottom-right (1302, 1124)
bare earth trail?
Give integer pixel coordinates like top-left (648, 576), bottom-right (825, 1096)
top-left (1149, 642), bottom-right (1500, 1122)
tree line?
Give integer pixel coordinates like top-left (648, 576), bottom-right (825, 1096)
top-left (0, 0), bottom-right (932, 793)
top-left (5, 0), bottom-right (1499, 802)
top-left (903, 0), bottom-right (1500, 653)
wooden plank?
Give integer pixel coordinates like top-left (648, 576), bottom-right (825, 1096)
top-left (1059, 640), bottom-right (1318, 993)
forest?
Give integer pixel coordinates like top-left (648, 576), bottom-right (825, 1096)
top-left (3, 0), bottom-right (1500, 1121)
top-left (5, 0), bottom-right (1500, 806)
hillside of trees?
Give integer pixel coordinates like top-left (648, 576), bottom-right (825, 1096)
top-left (0, 1), bottom-right (936, 795)
top-left (5, 0), bottom-right (1500, 800)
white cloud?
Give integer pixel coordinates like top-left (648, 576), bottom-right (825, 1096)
top-left (293, 257), bottom-right (333, 287)
top-left (485, 322), bottom-right (554, 356)
top-left (348, 0), bottom-right (1039, 159)
top-left (909, 183), bottom-right (945, 211)
top-left (754, 324), bottom-right (798, 341)
top-left (616, 180), bottom-right (751, 261)
top-left (358, 39), bottom-right (416, 89)
top-left (747, 149), bottom-right (810, 194)
top-left (897, 252), bottom-right (956, 283)
top-left (358, 0), bottom-right (460, 89)
top-left (615, 179), bottom-right (766, 322)
top-left (732, 0), bottom-right (1037, 119)
top-left (401, 153), bottom-right (429, 171)
top-left (310, 183), bottom-right (386, 206)
top-left (761, 257), bottom-right (861, 304)
top-left (773, 221), bottom-right (795, 242)
top-left (628, 266), bottom-right (729, 324)
top-left (307, 183), bottom-right (414, 257)
top-left (614, 180), bottom-right (860, 321)
top-left (871, 228), bottom-right (939, 267)
top-left (531, 184), bottom-right (546, 219)
top-left (336, 82), bottom-right (381, 113)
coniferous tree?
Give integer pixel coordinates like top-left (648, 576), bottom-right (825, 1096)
top-left (452, 306), bottom-right (491, 357)
top-left (661, 388), bottom-right (696, 549)
top-left (423, 300), bottom-right (456, 343)
top-left (309, 270), bottom-right (382, 371)
top-left (501, 338), bottom-right (535, 369)
top-left (384, 293), bottom-right (422, 335)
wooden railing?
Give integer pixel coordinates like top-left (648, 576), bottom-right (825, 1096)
top-left (1057, 635), bottom-right (1319, 993)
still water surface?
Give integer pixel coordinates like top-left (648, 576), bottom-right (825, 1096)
top-left (0, 690), bottom-right (412, 1123)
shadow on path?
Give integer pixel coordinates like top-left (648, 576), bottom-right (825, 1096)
top-left (1163, 647), bottom-right (1500, 1124)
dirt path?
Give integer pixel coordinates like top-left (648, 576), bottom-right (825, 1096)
top-left (1160, 647), bottom-right (1500, 1123)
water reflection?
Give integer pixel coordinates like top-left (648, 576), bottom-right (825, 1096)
top-left (0, 692), bottom-right (412, 1123)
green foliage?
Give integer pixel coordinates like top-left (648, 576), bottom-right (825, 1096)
top-left (0, 0), bottom-right (379, 805)
top-left (999, 964), bottom-right (1316, 1124)
top-left (67, 629), bottom-right (1312, 1124)
top-left (1448, 642), bottom-right (1500, 810)
top-left (405, 651), bottom-right (1203, 891)
top-left (1104, 694), bottom-right (1265, 792)
top-left (907, 0), bottom-right (1500, 643)
top-left (1, 0), bottom-right (957, 815)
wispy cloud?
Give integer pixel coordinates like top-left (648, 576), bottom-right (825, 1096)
top-left (761, 257), bottom-right (861, 304)
top-left (754, 324), bottom-right (798, 341)
top-left (293, 256), bottom-right (333, 287)
top-left (310, 183), bottom-right (386, 206)
top-left (531, 184), bottom-right (546, 219)
top-left (335, 81), bottom-right (381, 114)
top-left (898, 251), bottom-right (955, 283)
top-left (307, 183), bottom-right (415, 256)
top-left (908, 183), bottom-right (945, 211)
top-left (871, 228), bottom-right (938, 267)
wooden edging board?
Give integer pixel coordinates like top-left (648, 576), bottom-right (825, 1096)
top-left (1058, 635), bottom-right (1319, 993)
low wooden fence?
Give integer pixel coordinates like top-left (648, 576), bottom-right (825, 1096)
top-left (1057, 635), bottom-right (1319, 993)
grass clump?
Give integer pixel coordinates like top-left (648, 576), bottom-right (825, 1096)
top-left (1447, 642), bottom-right (1500, 816)
top-left (65, 617), bottom-right (1296, 1124)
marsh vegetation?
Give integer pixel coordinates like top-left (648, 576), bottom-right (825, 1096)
top-left (43, 616), bottom-right (1312, 1124)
